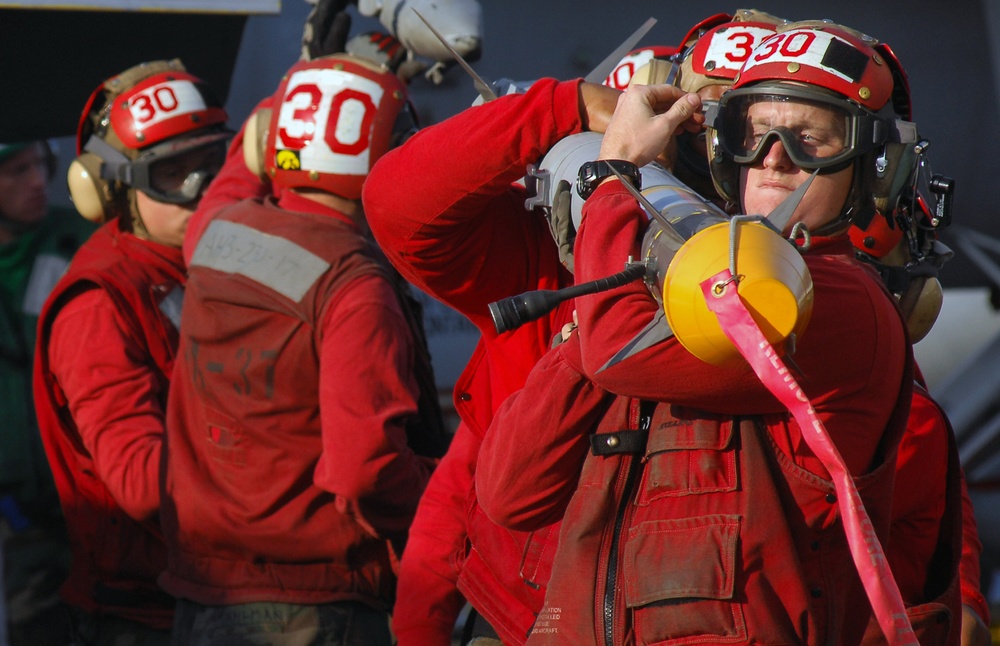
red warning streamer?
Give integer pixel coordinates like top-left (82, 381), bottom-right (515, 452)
top-left (701, 268), bottom-right (916, 645)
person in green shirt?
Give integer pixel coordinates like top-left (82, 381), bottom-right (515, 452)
top-left (0, 140), bottom-right (96, 645)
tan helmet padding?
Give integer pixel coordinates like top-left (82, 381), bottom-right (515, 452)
top-left (242, 108), bottom-right (272, 180)
top-left (628, 60), bottom-right (675, 87)
top-left (731, 8), bottom-right (789, 27)
top-left (677, 54), bottom-right (734, 94)
top-left (67, 153), bottom-right (113, 222)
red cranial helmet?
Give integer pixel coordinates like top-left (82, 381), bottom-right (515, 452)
top-left (676, 11), bottom-right (785, 94)
top-left (670, 11), bottom-right (786, 199)
top-left (75, 60), bottom-right (228, 157)
top-left (708, 22), bottom-right (910, 230)
top-left (68, 59), bottom-right (231, 222)
top-left (731, 23), bottom-right (893, 111)
top-left (262, 53), bottom-right (410, 200)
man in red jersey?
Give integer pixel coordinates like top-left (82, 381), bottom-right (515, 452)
top-left (159, 53), bottom-right (443, 646)
top-left (34, 59), bottom-right (248, 644)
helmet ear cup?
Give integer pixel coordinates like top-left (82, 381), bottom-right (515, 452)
top-left (630, 60), bottom-right (674, 87)
top-left (67, 152), bottom-right (115, 222)
top-left (898, 275), bottom-right (944, 343)
top-left (242, 107), bottom-right (272, 181)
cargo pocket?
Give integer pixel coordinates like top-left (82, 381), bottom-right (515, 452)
top-left (623, 515), bottom-right (746, 644)
top-left (637, 421), bottom-right (737, 504)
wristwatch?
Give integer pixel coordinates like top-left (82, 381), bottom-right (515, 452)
top-left (576, 159), bottom-right (642, 200)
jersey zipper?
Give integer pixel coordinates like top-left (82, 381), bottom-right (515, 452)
top-left (602, 401), bottom-right (653, 646)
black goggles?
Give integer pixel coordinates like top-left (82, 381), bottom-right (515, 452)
top-left (89, 131), bottom-right (230, 204)
top-left (134, 134), bottom-right (229, 204)
top-left (713, 84), bottom-right (886, 171)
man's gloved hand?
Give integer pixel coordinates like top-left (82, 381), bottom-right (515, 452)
top-left (549, 180), bottom-right (577, 274)
top-left (301, 0), bottom-right (352, 61)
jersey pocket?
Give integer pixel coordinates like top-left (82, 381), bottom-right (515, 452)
top-left (623, 515), bottom-right (746, 644)
top-left (637, 419), bottom-right (737, 504)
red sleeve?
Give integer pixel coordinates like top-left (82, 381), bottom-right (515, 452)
top-left (886, 393), bottom-right (948, 602)
top-left (477, 335), bottom-right (608, 531)
top-left (573, 184), bottom-right (775, 405)
top-left (572, 183), bottom-right (907, 477)
top-left (891, 392), bottom-right (990, 623)
top-left (362, 78), bottom-right (582, 333)
top-left (184, 97), bottom-right (273, 265)
top-left (392, 423), bottom-right (478, 646)
top-left (47, 287), bottom-right (163, 521)
top-left (315, 273), bottom-right (434, 539)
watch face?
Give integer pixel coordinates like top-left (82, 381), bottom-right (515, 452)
top-left (576, 160), bottom-right (641, 200)
top-left (576, 160), bottom-right (600, 199)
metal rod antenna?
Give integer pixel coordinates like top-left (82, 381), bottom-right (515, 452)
top-left (584, 17), bottom-right (658, 84)
top-left (606, 164), bottom-right (688, 248)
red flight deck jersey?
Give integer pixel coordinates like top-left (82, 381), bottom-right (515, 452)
top-left (160, 193), bottom-right (434, 607)
top-left (34, 220), bottom-right (184, 629)
top-left (363, 78), bottom-right (584, 644)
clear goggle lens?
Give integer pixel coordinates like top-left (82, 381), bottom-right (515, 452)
top-left (716, 90), bottom-right (878, 170)
top-left (133, 136), bottom-right (229, 204)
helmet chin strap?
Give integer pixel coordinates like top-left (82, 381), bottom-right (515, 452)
top-left (761, 161), bottom-right (865, 239)
top-left (761, 169), bottom-right (818, 235)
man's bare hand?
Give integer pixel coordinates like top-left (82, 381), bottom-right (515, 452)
top-left (598, 85), bottom-right (703, 168)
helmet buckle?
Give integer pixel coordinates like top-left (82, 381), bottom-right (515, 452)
top-left (875, 151), bottom-right (889, 177)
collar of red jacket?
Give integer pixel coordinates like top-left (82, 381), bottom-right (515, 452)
top-left (275, 190), bottom-right (358, 229)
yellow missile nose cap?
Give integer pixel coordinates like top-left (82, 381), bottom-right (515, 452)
top-left (663, 221), bottom-right (814, 365)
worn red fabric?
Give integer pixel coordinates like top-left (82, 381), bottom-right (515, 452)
top-left (160, 192), bottom-right (433, 607)
top-left (34, 220), bottom-right (184, 630)
top-left (479, 180), bottom-right (965, 643)
top-left (478, 333), bottom-right (908, 644)
top-left (363, 78), bottom-right (583, 644)
top-left (574, 181), bottom-right (985, 625)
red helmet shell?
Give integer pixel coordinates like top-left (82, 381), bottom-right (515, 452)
top-left (874, 41), bottom-right (912, 120)
top-left (676, 13), bottom-right (733, 51)
top-left (733, 26), bottom-right (893, 112)
top-left (688, 21), bottom-right (781, 82)
top-left (264, 54), bottom-right (406, 200)
top-left (108, 71), bottom-right (228, 150)
top-left (603, 45), bottom-right (677, 90)
top-left (849, 212), bottom-right (904, 258)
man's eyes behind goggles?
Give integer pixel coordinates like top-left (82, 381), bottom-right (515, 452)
top-left (144, 141), bottom-right (227, 204)
top-left (715, 94), bottom-right (877, 170)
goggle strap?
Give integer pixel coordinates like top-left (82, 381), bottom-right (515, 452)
top-left (84, 137), bottom-right (134, 184)
top-left (703, 101), bottom-right (720, 125)
top-left (890, 119), bottom-right (919, 145)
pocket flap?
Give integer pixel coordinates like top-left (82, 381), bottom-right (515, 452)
top-left (623, 515), bottom-right (740, 608)
top-left (645, 416), bottom-right (733, 454)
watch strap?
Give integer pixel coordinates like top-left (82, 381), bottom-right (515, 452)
top-left (576, 159), bottom-right (642, 200)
